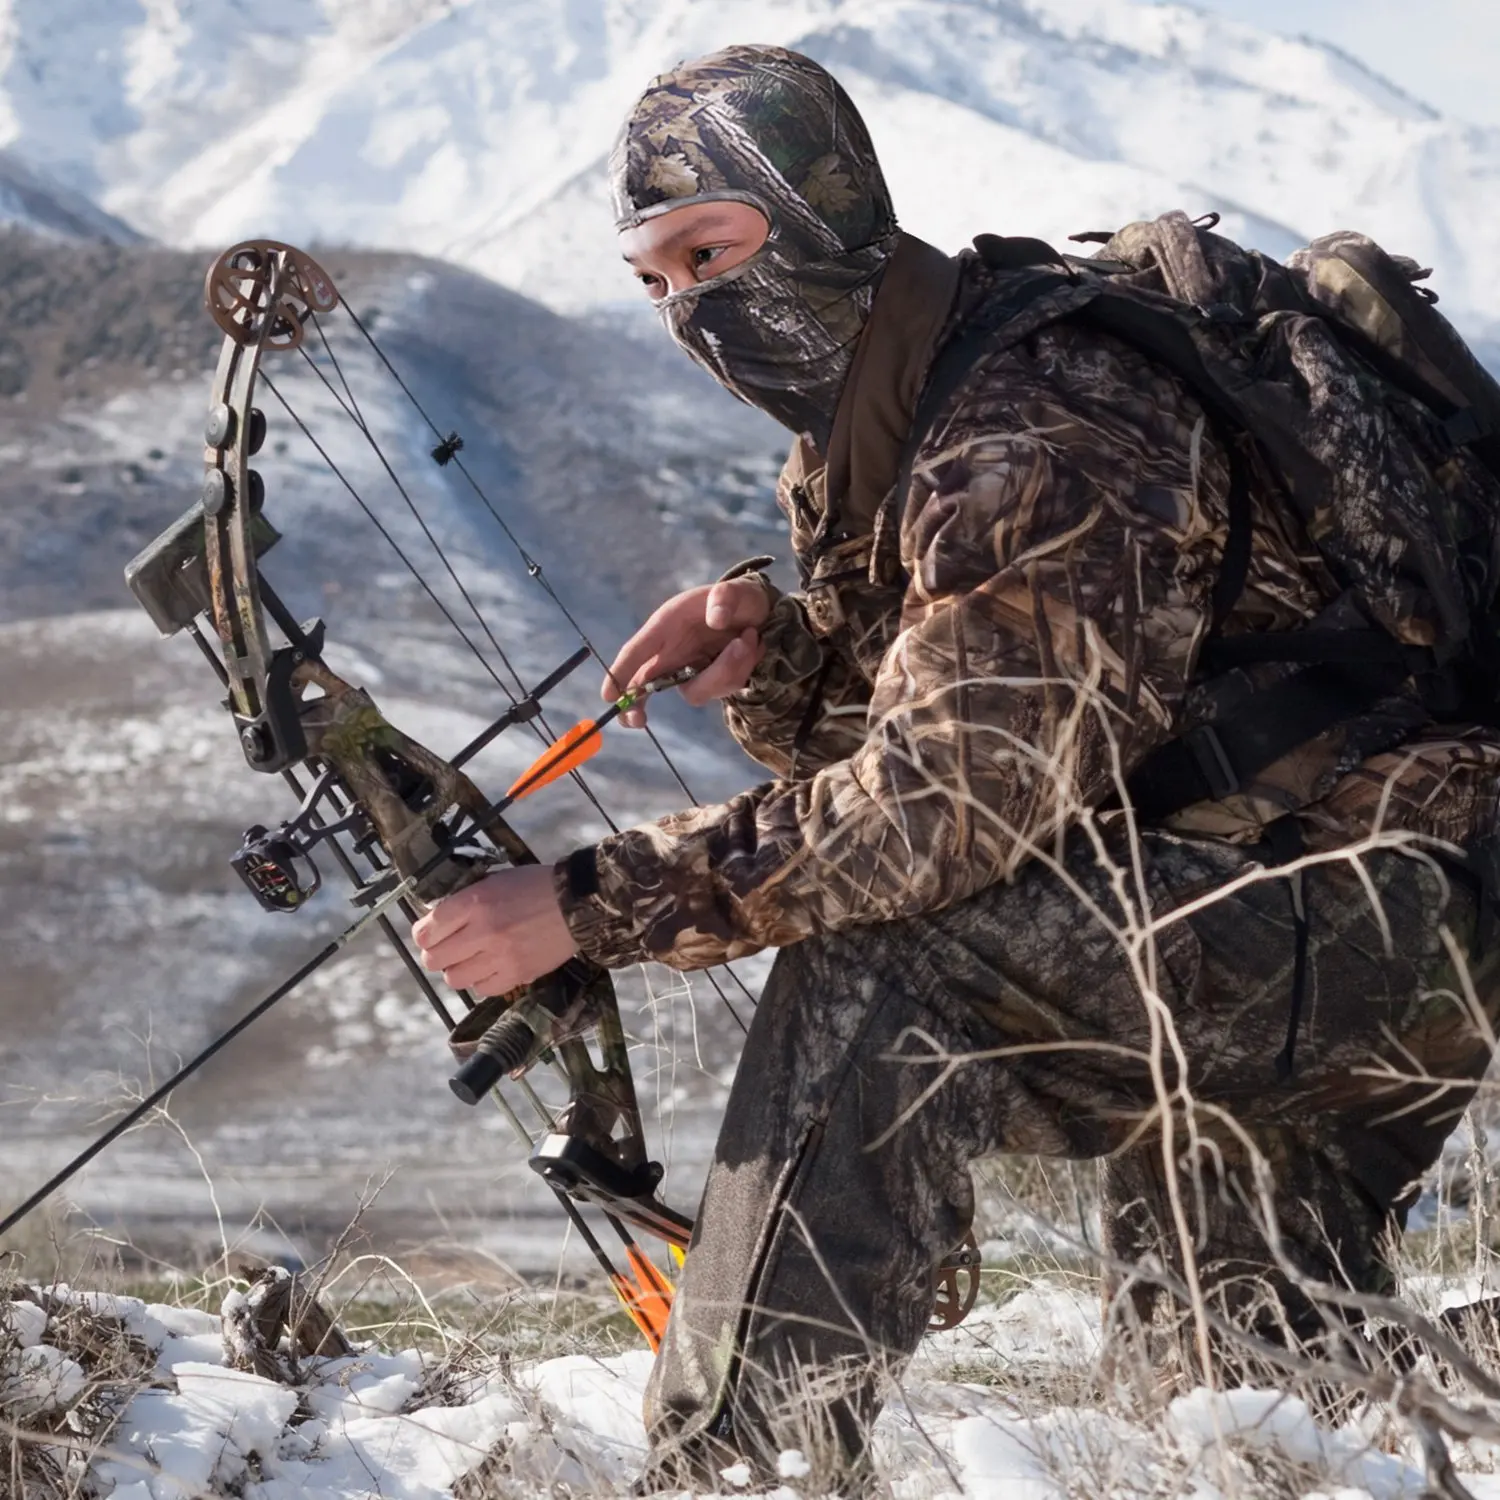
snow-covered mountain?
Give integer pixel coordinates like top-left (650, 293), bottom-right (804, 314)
top-left (0, 146), bottom-right (139, 241)
top-left (0, 0), bottom-right (1494, 348)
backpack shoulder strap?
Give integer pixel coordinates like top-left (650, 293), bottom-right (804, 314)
top-left (892, 240), bottom-right (1254, 627)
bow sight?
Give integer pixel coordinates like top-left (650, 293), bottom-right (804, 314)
top-left (231, 767), bottom-right (371, 912)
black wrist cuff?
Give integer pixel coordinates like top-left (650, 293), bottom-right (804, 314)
top-left (562, 844), bottom-right (601, 900)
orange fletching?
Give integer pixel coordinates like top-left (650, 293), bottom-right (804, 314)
top-left (507, 718), bottom-right (603, 799)
top-left (610, 1248), bottom-right (675, 1353)
top-left (609, 1274), bottom-right (656, 1350)
top-left (620, 1246), bottom-right (674, 1351)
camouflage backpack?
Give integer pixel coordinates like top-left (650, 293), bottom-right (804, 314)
top-left (898, 210), bottom-right (1500, 824)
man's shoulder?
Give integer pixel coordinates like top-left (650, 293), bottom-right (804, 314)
top-left (940, 304), bottom-right (1207, 458)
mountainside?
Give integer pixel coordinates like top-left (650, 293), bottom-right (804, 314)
top-left (0, 0), bottom-right (1495, 352)
top-left (0, 146), bottom-right (139, 242)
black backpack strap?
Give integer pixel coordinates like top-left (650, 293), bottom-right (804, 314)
top-left (1197, 627), bottom-right (1422, 671)
top-left (1124, 658), bottom-right (1410, 822)
top-left (1258, 816), bottom-right (1311, 1081)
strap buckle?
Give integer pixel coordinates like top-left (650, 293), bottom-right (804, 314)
top-left (1183, 723), bottom-right (1240, 800)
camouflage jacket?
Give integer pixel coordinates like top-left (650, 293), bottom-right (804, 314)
top-left (557, 249), bottom-right (1500, 971)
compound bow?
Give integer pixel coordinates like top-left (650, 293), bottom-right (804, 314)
top-left (122, 240), bottom-right (707, 1342)
top-left (112, 240), bottom-right (979, 1343)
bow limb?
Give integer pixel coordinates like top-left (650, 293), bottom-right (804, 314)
top-left (201, 240), bottom-right (339, 773)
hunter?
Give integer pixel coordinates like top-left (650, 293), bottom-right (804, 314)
top-left (414, 44), bottom-right (1500, 1489)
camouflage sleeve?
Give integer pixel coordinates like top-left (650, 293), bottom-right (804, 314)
top-left (719, 584), bottom-right (875, 778)
top-left (558, 329), bottom-right (1229, 971)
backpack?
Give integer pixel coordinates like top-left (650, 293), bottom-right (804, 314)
top-left (894, 210), bottom-right (1500, 825)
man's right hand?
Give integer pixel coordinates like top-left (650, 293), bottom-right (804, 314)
top-left (604, 576), bottom-right (772, 727)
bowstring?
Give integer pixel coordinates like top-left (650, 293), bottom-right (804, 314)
top-left (259, 370), bottom-right (508, 691)
top-left (297, 312), bottom-right (633, 832)
top-left (333, 304), bottom-right (760, 1020)
top-left (300, 317), bottom-right (526, 695)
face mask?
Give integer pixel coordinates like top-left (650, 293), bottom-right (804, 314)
top-left (656, 226), bottom-right (891, 447)
top-left (611, 45), bottom-right (898, 448)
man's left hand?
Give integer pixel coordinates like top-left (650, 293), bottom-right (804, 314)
top-left (412, 865), bottom-right (578, 996)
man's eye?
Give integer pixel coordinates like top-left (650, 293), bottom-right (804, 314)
top-left (637, 271), bottom-right (664, 295)
top-left (692, 245), bottom-right (724, 269)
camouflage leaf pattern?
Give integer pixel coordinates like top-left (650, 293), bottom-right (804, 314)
top-left (609, 44), bottom-right (891, 251)
top-left (559, 241), bottom-right (1500, 974)
top-left (642, 817), bottom-right (1500, 1482)
top-left (611, 45), bottom-right (898, 447)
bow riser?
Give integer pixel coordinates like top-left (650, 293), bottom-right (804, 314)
top-left (295, 665), bottom-right (498, 902)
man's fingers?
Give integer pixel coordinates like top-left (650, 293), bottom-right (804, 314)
top-left (438, 954), bottom-right (514, 993)
top-left (614, 649), bottom-right (662, 728)
top-left (412, 887), bottom-right (480, 949)
top-left (604, 578), bottom-right (767, 710)
top-left (680, 629), bottom-right (761, 706)
top-left (464, 970), bottom-right (514, 1000)
top-left (602, 598), bottom-right (689, 702)
top-left (602, 638), bottom-right (655, 703)
top-left (417, 925), bottom-right (486, 974)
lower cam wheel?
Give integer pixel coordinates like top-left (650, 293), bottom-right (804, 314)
top-left (929, 1230), bottom-right (981, 1331)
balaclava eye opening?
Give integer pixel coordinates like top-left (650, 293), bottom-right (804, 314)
top-left (610, 45), bottom-right (898, 450)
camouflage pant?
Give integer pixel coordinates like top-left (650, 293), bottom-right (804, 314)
top-left (641, 822), bottom-right (1500, 1490)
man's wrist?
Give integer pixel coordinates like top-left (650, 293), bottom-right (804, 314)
top-left (554, 847), bottom-right (643, 969)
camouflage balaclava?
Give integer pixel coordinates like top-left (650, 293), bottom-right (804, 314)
top-left (610, 45), bottom-right (898, 449)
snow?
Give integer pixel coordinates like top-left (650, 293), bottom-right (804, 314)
top-left (0, 0), bottom-right (1495, 348)
top-left (4, 1283), bottom-right (1464, 1498)
top-left (0, 1340), bottom-right (87, 1417)
top-left (1168, 1388), bottom-right (1424, 1497)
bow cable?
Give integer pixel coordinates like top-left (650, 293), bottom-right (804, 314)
top-left (326, 302), bottom-right (759, 1021)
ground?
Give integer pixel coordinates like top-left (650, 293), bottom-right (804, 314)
top-left (9, 1148), bottom-right (1500, 1500)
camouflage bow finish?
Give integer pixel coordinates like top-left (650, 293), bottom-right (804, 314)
top-left (125, 241), bottom-right (690, 1343)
